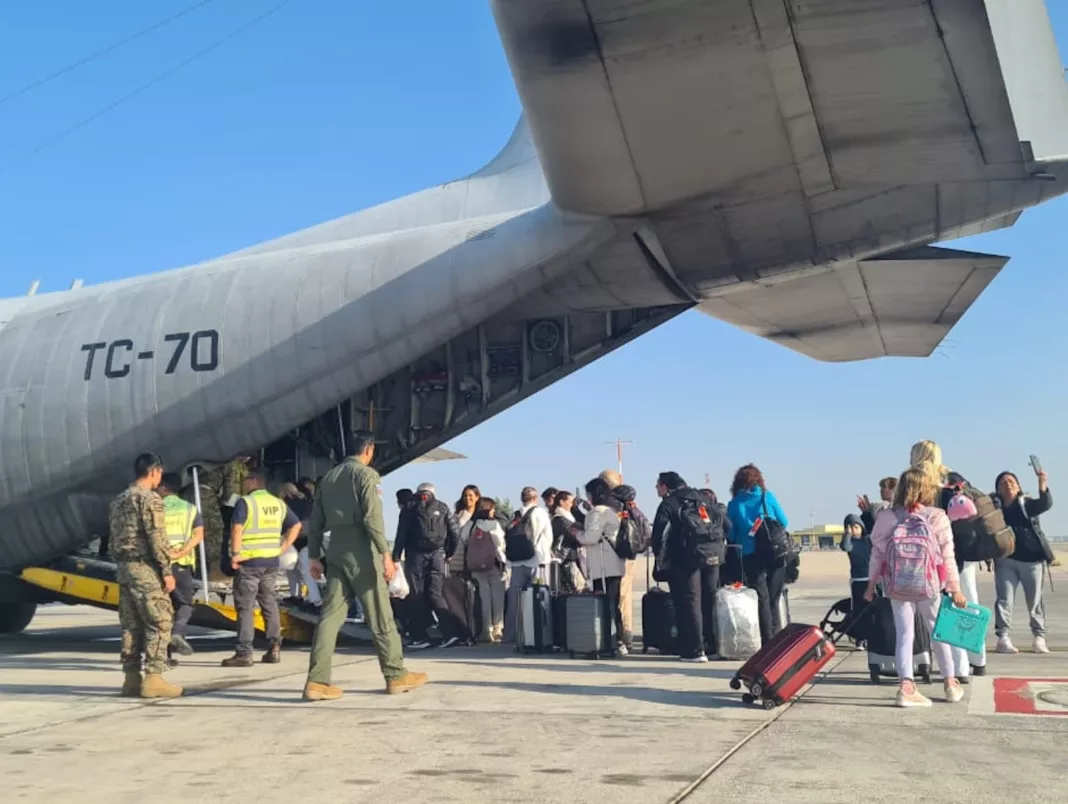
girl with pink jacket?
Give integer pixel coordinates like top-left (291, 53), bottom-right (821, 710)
top-left (865, 466), bottom-right (968, 708)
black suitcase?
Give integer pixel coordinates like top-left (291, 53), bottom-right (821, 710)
top-left (864, 597), bottom-right (932, 684)
top-left (442, 574), bottom-right (482, 645)
top-left (641, 559), bottom-right (678, 655)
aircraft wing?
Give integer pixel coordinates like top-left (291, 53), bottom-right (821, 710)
top-left (491, 0), bottom-right (1063, 216)
top-left (410, 447), bottom-right (467, 465)
top-left (697, 246), bottom-right (1008, 362)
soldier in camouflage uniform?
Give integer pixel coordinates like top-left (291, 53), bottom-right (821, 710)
top-left (108, 453), bottom-right (183, 699)
top-left (189, 465), bottom-right (226, 580)
top-left (223, 456), bottom-right (252, 508)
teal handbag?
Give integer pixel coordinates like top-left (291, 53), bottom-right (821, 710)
top-left (932, 595), bottom-right (992, 655)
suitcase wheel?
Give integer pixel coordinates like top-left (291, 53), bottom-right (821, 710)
top-left (868, 664), bottom-right (881, 685)
top-left (741, 693), bottom-right (756, 705)
top-left (761, 698), bottom-right (777, 711)
top-left (729, 677), bottom-right (742, 691)
top-left (750, 682), bottom-right (764, 698)
top-left (918, 664), bottom-right (932, 685)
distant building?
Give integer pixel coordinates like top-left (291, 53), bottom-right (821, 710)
top-left (791, 525), bottom-right (844, 551)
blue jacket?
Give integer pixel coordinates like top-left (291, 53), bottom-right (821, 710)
top-left (727, 487), bottom-right (788, 557)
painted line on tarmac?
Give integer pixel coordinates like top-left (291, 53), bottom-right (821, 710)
top-left (666, 647), bottom-right (853, 804)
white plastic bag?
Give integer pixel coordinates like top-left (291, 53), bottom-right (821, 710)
top-left (279, 546), bottom-right (299, 572)
top-left (388, 563), bottom-right (410, 599)
top-left (716, 584), bottom-right (761, 659)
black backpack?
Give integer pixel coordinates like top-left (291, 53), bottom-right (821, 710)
top-left (675, 491), bottom-right (726, 566)
top-left (610, 510), bottom-right (640, 560)
top-left (411, 495), bottom-right (448, 552)
top-left (755, 491), bottom-right (798, 566)
top-left (504, 509), bottom-right (536, 562)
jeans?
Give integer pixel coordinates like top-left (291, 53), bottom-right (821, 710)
top-left (234, 566), bottom-right (281, 655)
top-left (471, 569), bottom-right (505, 641)
top-left (503, 564), bottom-right (538, 643)
top-left (670, 564), bottom-right (720, 658)
top-left (891, 597), bottom-right (955, 682)
top-left (951, 561), bottom-right (987, 676)
top-left (169, 565), bottom-right (195, 639)
top-left (994, 557), bottom-right (1046, 638)
top-left (286, 547), bottom-right (322, 605)
top-left (742, 552), bottom-right (786, 644)
top-left (593, 575), bottom-right (624, 647)
top-left (619, 559), bottom-right (635, 638)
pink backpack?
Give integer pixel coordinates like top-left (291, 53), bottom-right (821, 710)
top-left (465, 525), bottom-right (499, 573)
top-left (885, 510), bottom-right (942, 601)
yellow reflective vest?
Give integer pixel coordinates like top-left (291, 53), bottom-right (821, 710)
top-left (239, 490), bottom-right (287, 560)
top-left (164, 495), bottom-right (197, 568)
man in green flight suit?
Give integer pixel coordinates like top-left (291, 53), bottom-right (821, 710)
top-left (303, 430), bottom-right (428, 701)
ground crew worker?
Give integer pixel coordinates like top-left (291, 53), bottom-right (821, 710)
top-left (158, 473), bottom-right (203, 664)
top-left (108, 453), bottom-right (182, 699)
top-left (221, 471), bottom-right (302, 667)
top-left (303, 430), bottom-right (428, 701)
top-left (223, 455), bottom-right (253, 508)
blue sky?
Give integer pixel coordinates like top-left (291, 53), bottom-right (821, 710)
top-left (2, 1), bottom-right (1067, 538)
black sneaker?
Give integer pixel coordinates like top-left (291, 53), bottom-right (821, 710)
top-left (971, 664), bottom-right (987, 677)
top-left (440, 636), bottom-right (461, 649)
top-left (408, 640), bottom-right (432, 651)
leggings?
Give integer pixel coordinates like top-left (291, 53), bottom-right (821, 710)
top-left (891, 597), bottom-right (955, 683)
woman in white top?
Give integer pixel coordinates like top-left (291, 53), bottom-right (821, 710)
top-left (449, 484), bottom-right (481, 576)
top-left (461, 496), bottom-right (507, 642)
top-left (576, 477), bottom-right (629, 655)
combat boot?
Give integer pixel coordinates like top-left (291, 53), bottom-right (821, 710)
top-left (386, 671), bottom-right (429, 695)
top-left (262, 641), bottom-right (281, 664)
top-left (120, 669), bottom-right (142, 698)
top-left (141, 673), bottom-right (183, 699)
top-left (170, 634), bottom-right (195, 656)
top-left (221, 653), bottom-right (254, 668)
top-left (303, 681), bottom-right (343, 702)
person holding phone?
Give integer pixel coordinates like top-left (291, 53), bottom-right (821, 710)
top-left (992, 460), bottom-right (1055, 655)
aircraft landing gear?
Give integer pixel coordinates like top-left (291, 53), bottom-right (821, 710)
top-left (0, 602), bottom-right (36, 634)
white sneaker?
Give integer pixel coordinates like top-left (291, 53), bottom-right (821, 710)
top-left (616, 644), bottom-right (629, 657)
top-left (896, 682), bottom-right (932, 708)
top-left (440, 636), bottom-right (461, 649)
top-left (996, 635), bottom-right (1019, 654)
top-left (409, 640), bottom-right (432, 651)
top-left (1033, 636), bottom-right (1050, 654)
top-left (680, 654), bottom-right (709, 663)
top-left (944, 680), bottom-right (965, 704)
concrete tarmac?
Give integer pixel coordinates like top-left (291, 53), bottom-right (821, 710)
top-left (1, 554), bottom-right (1066, 803)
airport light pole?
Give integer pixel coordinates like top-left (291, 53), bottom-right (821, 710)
top-left (606, 439), bottom-right (633, 480)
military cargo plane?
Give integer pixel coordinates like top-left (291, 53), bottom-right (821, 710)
top-left (2, 0), bottom-right (1067, 633)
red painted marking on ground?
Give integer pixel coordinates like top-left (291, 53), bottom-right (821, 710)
top-left (993, 677), bottom-right (1068, 716)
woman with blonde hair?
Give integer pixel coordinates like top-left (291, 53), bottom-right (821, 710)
top-left (866, 466), bottom-right (966, 707)
top-left (908, 440), bottom-right (988, 679)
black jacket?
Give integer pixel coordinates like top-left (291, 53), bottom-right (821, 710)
top-left (651, 487), bottom-right (729, 568)
top-left (392, 494), bottom-right (460, 560)
top-left (997, 488), bottom-right (1054, 563)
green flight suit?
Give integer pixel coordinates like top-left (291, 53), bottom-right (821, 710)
top-left (306, 457), bottom-right (406, 684)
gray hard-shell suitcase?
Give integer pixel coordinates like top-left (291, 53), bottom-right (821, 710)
top-left (564, 541), bottom-right (616, 658)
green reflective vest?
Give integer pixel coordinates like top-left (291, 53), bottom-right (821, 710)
top-left (239, 490), bottom-right (287, 560)
top-left (164, 495), bottom-right (197, 568)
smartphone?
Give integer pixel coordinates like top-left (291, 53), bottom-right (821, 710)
top-left (1029, 454), bottom-right (1043, 476)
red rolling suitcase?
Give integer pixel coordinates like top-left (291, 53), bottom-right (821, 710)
top-left (729, 623), bottom-right (835, 710)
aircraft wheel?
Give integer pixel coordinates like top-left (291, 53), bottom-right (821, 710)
top-left (0, 602), bottom-right (36, 635)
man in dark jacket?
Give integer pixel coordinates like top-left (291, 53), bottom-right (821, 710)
top-left (392, 483), bottom-right (462, 649)
top-left (651, 472), bottom-right (729, 662)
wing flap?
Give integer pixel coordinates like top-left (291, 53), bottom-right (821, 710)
top-left (698, 246), bottom-right (1008, 362)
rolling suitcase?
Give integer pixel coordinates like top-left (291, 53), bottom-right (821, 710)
top-left (442, 573), bottom-right (482, 645)
top-left (516, 580), bottom-right (555, 654)
top-left (865, 597), bottom-right (932, 684)
top-left (565, 542), bottom-right (616, 658)
top-left (730, 622), bottom-right (836, 709)
top-left (641, 558), bottom-right (678, 655)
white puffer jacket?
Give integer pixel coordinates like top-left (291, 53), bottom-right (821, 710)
top-left (576, 504), bottom-right (626, 581)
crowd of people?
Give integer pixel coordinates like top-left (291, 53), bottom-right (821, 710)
top-left (841, 439), bottom-right (1056, 708)
top-left (108, 427), bottom-right (1055, 707)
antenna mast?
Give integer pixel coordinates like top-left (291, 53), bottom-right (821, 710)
top-left (606, 438), bottom-right (633, 480)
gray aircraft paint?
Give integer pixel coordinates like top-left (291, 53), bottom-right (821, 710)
top-left (1, 1), bottom-right (1067, 573)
